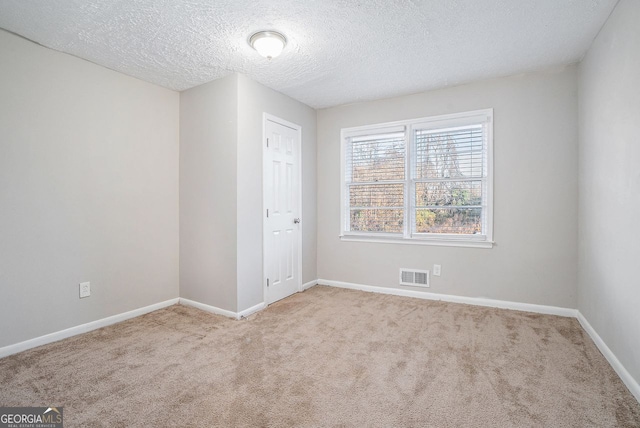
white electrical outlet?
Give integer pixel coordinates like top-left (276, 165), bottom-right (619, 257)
top-left (433, 264), bottom-right (441, 276)
top-left (79, 282), bottom-right (91, 298)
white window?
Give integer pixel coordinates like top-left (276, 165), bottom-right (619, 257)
top-left (340, 109), bottom-right (493, 248)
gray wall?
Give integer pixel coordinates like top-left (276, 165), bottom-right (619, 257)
top-left (317, 67), bottom-right (579, 308)
top-left (179, 75), bottom-right (239, 312)
top-left (180, 74), bottom-right (317, 313)
top-left (236, 74), bottom-right (317, 312)
top-left (0, 30), bottom-right (180, 347)
top-left (578, 0), bottom-right (640, 384)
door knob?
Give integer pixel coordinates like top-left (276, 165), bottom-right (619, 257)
top-left (293, 218), bottom-right (301, 224)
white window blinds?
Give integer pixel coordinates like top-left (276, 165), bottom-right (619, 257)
top-left (341, 109), bottom-right (493, 247)
top-left (345, 130), bottom-right (405, 233)
top-left (413, 124), bottom-right (487, 235)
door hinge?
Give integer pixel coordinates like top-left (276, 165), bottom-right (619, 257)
top-left (266, 208), bottom-right (269, 218)
top-left (266, 278), bottom-right (270, 287)
top-left (266, 138), bottom-right (269, 148)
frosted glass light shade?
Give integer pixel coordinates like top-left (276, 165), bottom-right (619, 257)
top-left (249, 31), bottom-right (287, 59)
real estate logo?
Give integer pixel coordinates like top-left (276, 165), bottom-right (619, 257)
top-left (0, 407), bottom-right (63, 428)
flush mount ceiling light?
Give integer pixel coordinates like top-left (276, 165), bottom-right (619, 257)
top-left (249, 30), bottom-right (287, 59)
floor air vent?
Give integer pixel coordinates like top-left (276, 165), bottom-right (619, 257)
top-left (399, 269), bottom-right (430, 287)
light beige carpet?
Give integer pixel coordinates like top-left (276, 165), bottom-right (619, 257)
top-left (1, 285), bottom-right (638, 427)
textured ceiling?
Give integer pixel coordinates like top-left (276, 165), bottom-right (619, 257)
top-left (0, 0), bottom-right (617, 108)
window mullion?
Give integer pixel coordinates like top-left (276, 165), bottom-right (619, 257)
top-left (404, 126), bottom-right (412, 239)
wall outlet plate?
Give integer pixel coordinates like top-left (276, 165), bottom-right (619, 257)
top-left (433, 264), bottom-right (441, 276)
top-left (79, 282), bottom-right (91, 298)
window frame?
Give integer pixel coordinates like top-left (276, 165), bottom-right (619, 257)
top-left (340, 109), bottom-right (494, 248)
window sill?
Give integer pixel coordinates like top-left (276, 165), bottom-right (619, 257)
top-left (339, 235), bottom-right (494, 249)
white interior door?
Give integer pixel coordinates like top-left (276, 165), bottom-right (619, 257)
top-left (263, 115), bottom-right (301, 305)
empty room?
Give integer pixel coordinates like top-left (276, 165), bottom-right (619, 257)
top-left (1, 0), bottom-right (639, 426)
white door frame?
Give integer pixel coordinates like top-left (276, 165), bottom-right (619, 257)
top-left (262, 113), bottom-right (303, 305)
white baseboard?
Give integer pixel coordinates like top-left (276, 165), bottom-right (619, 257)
top-left (576, 312), bottom-right (640, 402)
top-left (0, 298), bottom-right (179, 359)
top-left (318, 279), bottom-right (577, 317)
top-left (302, 279), bottom-right (318, 291)
top-left (238, 302), bottom-right (266, 319)
top-left (178, 298), bottom-right (268, 320)
top-left (180, 281), bottom-right (317, 320)
top-left (0, 296), bottom-right (267, 359)
top-left (179, 298), bottom-right (237, 319)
